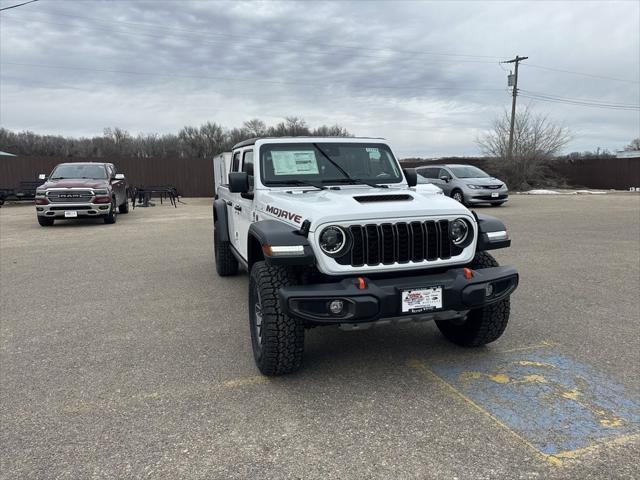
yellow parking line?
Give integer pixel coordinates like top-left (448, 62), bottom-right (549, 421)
top-left (552, 433), bottom-right (640, 460)
top-left (407, 359), bottom-right (565, 467)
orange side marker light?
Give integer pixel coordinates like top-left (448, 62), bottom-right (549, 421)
top-left (356, 277), bottom-right (367, 289)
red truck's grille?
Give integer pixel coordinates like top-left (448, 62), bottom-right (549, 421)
top-left (47, 190), bottom-right (94, 203)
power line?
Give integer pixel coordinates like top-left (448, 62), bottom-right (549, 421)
top-left (519, 94), bottom-right (639, 111)
top-left (0, 61), bottom-right (506, 94)
top-left (523, 63), bottom-right (639, 85)
top-left (0, 0), bottom-right (38, 11)
top-left (520, 89), bottom-right (640, 108)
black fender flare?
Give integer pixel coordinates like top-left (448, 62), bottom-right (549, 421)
top-left (213, 199), bottom-right (230, 242)
top-left (473, 212), bottom-right (511, 251)
top-left (248, 220), bottom-right (315, 267)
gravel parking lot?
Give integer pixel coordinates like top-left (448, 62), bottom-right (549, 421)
top-left (1, 195), bottom-right (639, 479)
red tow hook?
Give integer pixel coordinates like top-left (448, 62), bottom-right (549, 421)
top-left (463, 268), bottom-right (473, 280)
top-left (356, 277), bottom-right (367, 289)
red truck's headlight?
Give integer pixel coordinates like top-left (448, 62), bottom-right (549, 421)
top-left (94, 196), bottom-right (111, 204)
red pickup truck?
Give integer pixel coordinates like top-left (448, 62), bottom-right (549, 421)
top-left (34, 162), bottom-right (129, 226)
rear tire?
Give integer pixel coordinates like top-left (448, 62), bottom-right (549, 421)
top-left (104, 198), bottom-right (117, 224)
top-left (214, 221), bottom-right (238, 276)
top-left (37, 216), bottom-right (54, 226)
top-left (435, 252), bottom-right (510, 347)
top-left (249, 261), bottom-right (304, 376)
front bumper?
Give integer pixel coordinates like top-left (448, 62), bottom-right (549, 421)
top-left (36, 202), bottom-right (112, 218)
top-left (466, 190), bottom-right (509, 204)
top-left (279, 265), bottom-right (518, 323)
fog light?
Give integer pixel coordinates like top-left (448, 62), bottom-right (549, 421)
top-left (328, 300), bottom-right (344, 315)
top-left (485, 283), bottom-right (494, 297)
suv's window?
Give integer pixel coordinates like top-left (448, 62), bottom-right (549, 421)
top-left (438, 168), bottom-right (451, 180)
top-left (232, 152), bottom-right (241, 172)
top-left (449, 165), bottom-right (489, 178)
top-left (50, 164), bottom-right (108, 180)
top-left (418, 167), bottom-right (438, 179)
top-left (242, 150), bottom-right (254, 175)
top-left (259, 143), bottom-right (402, 186)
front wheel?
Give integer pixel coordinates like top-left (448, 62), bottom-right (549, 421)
top-left (435, 252), bottom-right (510, 346)
top-left (249, 261), bottom-right (304, 376)
top-left (104, 198), bottom-right (117, 224)
top-left (119, 196), bottom-right (129, 214)
top-left (451, 190), bottom-right (465, 204)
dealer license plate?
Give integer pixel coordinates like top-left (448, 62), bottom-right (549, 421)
top-left (64, 210), bottom-right (78, 218)
top-left (401, 287), bottom-right (443, 314)
top-left (491, 192), bottom-right (499, 198)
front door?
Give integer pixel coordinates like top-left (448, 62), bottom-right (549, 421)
top-left (234, 148), bottom-right (255, 260)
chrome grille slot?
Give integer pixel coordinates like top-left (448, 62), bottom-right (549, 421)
top-left (47, 190), bottom-right (94, 203)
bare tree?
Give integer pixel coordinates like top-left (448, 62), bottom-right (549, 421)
top-left (624, 138), bottom-right (640, 151)
top-left (243, 119), bottom-right (267, 137)
top-left (477, 106), bottom-right (571, 189)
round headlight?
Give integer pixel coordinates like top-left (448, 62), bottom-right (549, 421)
top-left (319, 226), bottom-right (349, 256)
top-left (449, 218), bottom-right (469, 245)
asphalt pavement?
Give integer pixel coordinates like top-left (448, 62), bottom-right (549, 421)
top-left (1, 194), bottom-right (639, 479)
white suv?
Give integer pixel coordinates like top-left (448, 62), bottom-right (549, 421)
top-left (214, 137), bottom-right (518, 375)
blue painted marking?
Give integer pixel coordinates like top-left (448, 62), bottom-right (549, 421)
top-left (430, 349), bottom-right (640, 454)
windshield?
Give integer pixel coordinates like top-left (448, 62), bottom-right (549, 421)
top-left (259, 143), bottom-right (402, 186)
top-left (449, 166), bottom-right (489, 179)
top-left (50, 164), bottom-right (108, 180)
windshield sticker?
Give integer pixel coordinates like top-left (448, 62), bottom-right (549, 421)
top-left (271, 151), bottom-right (319, 176)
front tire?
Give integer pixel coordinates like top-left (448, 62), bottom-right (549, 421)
top-left (214, 221), bottom-right (238, 276)
top-left (435, 252), bottom-right (510, 347)
top-left (451, 189), bottom-right (465, 204)
top-left (104, 198), bottom-right (117, 224)
top-left (249, 261), bottom-right (305, 376)
top-left (119, 196), bottom-right (129, 214)
top-left (37, 216), bottom-right (54, 226)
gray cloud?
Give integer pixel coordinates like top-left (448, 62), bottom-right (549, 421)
top-left (0, 0), bottom-right (638, 157)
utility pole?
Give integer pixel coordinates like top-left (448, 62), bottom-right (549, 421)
top-left (502, 55), bottom-right (528, 162)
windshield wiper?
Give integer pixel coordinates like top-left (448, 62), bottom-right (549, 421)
top-left (270, 179), bottom-right (326, 190)
top-left (313, 143), bottom-right (388, 188)
top-left (324, 178), bottom-right (389, 189)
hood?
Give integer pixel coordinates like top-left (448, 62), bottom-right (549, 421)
top-left (459, 177), bottom-right (503, 186)
top-left (40, 178), bottom-right (109, 189)
top-left (256, 186), bottom-right (472, 231)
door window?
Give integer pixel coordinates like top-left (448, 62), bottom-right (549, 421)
top-left (231, 152), bottom-right (241, 172)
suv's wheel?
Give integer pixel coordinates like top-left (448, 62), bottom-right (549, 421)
top-left (214, 221), bottom-right (238, 276)
top-left (249, 261), bottom-right (304, 376)
top-left (435, 252), bottom-right (510, 346)
top-left (119, 195), bottom-right (129, 214)
top-left (104, 198), bottom-right (117, 224)
top-left (451, 189), bottom-right (465, 204)
top-left (37, 216), bottom-right (54, 226)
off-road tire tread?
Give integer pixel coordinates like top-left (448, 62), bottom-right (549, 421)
top-left (250, 261), bottom-right (304, 376)
top-left (435, 252), bottom-right (510, 347)
top-left (214, 221), bottom-right (238, 276)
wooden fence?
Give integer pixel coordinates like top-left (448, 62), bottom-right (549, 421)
top-left (0, 155), bottom-right (214, 197)
top-left (1, 154), bottom-right (638, 196)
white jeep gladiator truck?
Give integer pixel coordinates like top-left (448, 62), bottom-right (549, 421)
top-left (214, 137), bottom-right (518, 375)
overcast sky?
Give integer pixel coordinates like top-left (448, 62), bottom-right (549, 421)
top-left (1, 0), bottom-right (638, 157)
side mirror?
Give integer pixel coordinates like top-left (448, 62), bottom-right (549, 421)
top-left (114, 173), bottom-right (125, 180)
top-left (229, 172), bottom-right (249, 193)
top-left (38, 174), bottom-right (46, 180)
top-left (403, 168), bottom-right (417, 187)
top-left (439, 176), bottom-right (450, 183)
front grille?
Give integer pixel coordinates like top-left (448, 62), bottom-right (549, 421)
top-left (485, 184), bottom-right (503, 190)
top-left (475, 194), bottom-right (508, 200)
top-left (49, 206), bottom-right (92, 211)
top-left (47, 190), bottom-right (94, 203)
top-left (337, 220), bottom-right (461, 267)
